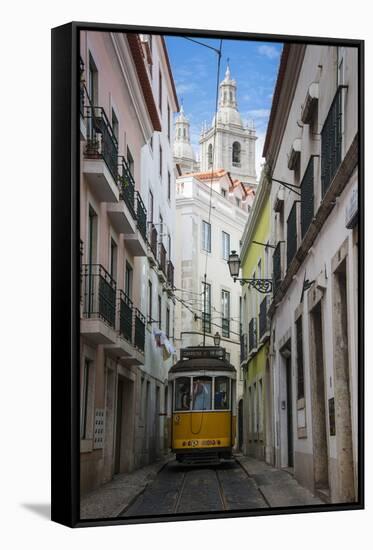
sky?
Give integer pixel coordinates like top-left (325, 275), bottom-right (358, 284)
top-left (165, 35), bottom-right (283, 179)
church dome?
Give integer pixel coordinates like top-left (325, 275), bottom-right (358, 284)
top-left (213, 107), bottom-right (243, 127)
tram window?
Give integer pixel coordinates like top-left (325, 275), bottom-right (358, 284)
top-left (192, 377), bottom-right (212, 410)
top-left (214, 377), bottom-right (230, 410)
top-left (175, 377), bottom-right (191, 411)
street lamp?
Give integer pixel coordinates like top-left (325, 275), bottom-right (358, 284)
top-left (227, 250), bottom-right (240, 279)
top-left (227, 250), bottom-right (273, 294)
top-left (213, 331), bottom-right (221, 346)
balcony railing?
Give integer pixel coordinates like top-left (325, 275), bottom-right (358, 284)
top-left (149, 223), bottom-right (158, 258)
top-left (273, 241), bottom-right (282, 294)
top-left (321, 86), bottom-right (343, 197)
top-left (287, 203), bottom-right (297, 268)
top-left (248, 317), bottom-right (257, 353)
top-left (134, 308), bottom-right (146, 351)
top-left (167, 261), bottom-right (174, 287)
top-left (118, 156), bottom-right (136, 219)
top-left (301, 157), bottom-right (314, 238)
top-left (259, 296), bottom-right (269, 339)
top-left (158, 242), bottom-right (167, 275)
top-left (84, 106), bottom-right (119, 181)
top-left (202, 312), bottom-right (211, 333)
top-left (119, 290), bottom-right (133, 342)
top-left (135, 191), bottom-right (147, 240)
top-left (240, 333), bottom-right (248, 363)
top-left (81, 264), bottom-right (116, 328)
top-left (222, 317), bottom-right (230, 338)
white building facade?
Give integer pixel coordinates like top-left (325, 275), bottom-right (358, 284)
top-left (264, 44), bottom-right (359, 503)
top-left (174, 170), bottom-right (255, 421)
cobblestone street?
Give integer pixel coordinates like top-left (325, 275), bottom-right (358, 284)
top-left (81, 455), bottom-right (322, 520)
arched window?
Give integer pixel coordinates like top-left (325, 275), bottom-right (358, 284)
top-left (232, 141), bottom-right (241, 165)
top-left (183, 128), bottom-right (186, 138)
top-left (178, 128), bottom-right (181, 138)
top-left (229, 91), bottom-right (233, 102)
top-left (208, 144), bottom-right (213, 168)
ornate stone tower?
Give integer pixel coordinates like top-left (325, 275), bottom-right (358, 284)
top-left (199, 64), bottom-right (257, 186)
top-left (173, 104), bottom-right (198, 174)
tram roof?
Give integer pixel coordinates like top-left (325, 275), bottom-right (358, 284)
top-left (169, 347), bottom-right (235, 373)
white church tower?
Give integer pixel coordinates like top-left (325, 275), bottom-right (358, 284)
top-left (199, 64), bottom-right (257, 186)
top-left (173, 104), bottom-right (198, 174)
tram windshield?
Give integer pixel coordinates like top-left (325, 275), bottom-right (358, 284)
top-left (214, 376), bottom-right (230, 410)
top-left (192, 377), bottom-right (212, 410)
top-left (174, 377), bottom-right (191, 411)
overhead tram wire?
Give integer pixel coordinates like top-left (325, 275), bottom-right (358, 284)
top-left (203, 39), bottom-right (223, 346)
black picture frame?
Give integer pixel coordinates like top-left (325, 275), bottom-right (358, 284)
top-left (51, 21), bottom-right (364, 528)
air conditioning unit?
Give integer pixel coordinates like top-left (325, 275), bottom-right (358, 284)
top-left (288, 138), bottom-right (301, 170)
top-left (273, 188), bottom-right (285, 212)
top-left (301, 82), bottom-right (319, 124)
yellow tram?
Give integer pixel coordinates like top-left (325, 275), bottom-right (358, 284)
top-left (168, 346), bottom-right (236, 464)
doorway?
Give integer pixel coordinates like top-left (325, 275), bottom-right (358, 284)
top-left (310, 302), bottom-right (330, 493)
top-left (285, 353), bottom-right (294, 468)
top-left (114, 376), bottom-right (134, 474)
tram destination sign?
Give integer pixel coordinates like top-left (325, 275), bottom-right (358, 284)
top-left (181, 346), bottom-right (226, 361)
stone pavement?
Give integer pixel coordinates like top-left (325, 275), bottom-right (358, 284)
top-left (80, 454), bottom-right (173, 519)
top-left (235, 454), bottom-right (323, 507)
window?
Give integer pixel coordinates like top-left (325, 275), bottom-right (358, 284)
top-left (127, 146), bottom-right (134, 176)
top-left (159, 214), bottom-right (163, 243)
top-left (221, 188), bottom-right (227, 198)
top-left (158, 295), bottom-right (162, 329)
top-left (148, 280), bottom-right (153, 322)
top-left (111, 108), bottom-right (119, 140)
top-left (167, 103), bottom-right (171, 141)
top-left (214, 377), bottom-right (230, 410)
top-left (149, 136), bottom-right (153, 150)
top-left (175, 377), bottom-right (191, 411)
top-left (296, 316), bottom-right (305, 399)
top-left (168, 233), bottom-right (171, 258)
top-left (202, 221), bottom-right (211, 252)
top-left (222, 231), bottom-right (230, 260)
top-left (192, 377), bottom-right (212, 410)
top-left (159, 143), bottom-right (162, 177)
top-left (148, 190), bottom-right (154, 223)
top-left (232, 141), bottom-right (241, 165)
top-left (202, 282), bottom-right (211, 333)
top-left (158, 69), bottom-right (162, 112)
top-left (88, 206), bottom-right (98, 266)
top-left (221, 290), bottom-right (230, 338)
top-left (287, 203), bottom-right (297, 267)
top-left (321, 87), bottom-right (343, 196)
top-left (236, 197), bottom-right (241, 207)
top-left (80, 358), bottom-right (91, 438)
top-left (208, 144), bottom-right (213, 168)
top-left (110, 238), bottom-right (117, 281)
top-left (166, 307), bottom-right (170, 338)
top-left (88, 53), bottom-right (98, 104)
top-left (125, 262), bottom-right (133, 299)
top-left (167, 170), bottom-right (171, 200)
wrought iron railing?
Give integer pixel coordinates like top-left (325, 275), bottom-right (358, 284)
top-left (158, 242), bottom-right (167, 275)
top-left (222, 318), bottom-right (230, 338)
top-left (80, 240), bottom-right (84, 303)
top-left (118, 156), bottom-right (136, 219)
top-left (119, 290), bottom-right (133, 342)
top-left (248, 317), bottom-right (257, 352)
top-left (202, 312), bottom-right (211, 334)
top-left (149, 223), bottom-right (158, 258)
top-left (272, 241), bottom-right (282, 294)
top-left (134, 308), bottom-right (146, 351)
top-left (167, 261), bottom-right (174, 287)
top-left (135, 191), bottom-right (147, 240)
top-left (301, 157), bottom-right (314, 238)
top-left (240, 333), bottom-right (248, 363)
top-left (259, 296), bottom-right (269, 339)
top-left (84, 106), bottom-right (119, 181)
top-left (81, 264), bottom-right (116, 328)
top-left (321, 87), bottom-right (343, 196)
top-left (287, 203), bottom-right (297, 268)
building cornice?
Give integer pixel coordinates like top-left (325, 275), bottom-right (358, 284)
top-left (263, 43), bottom-right (306, 167)
top-left (159, 36), bottom-right (180, 112)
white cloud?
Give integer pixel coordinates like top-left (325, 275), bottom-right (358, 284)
top-left (258, 45), bottom-right (280, 60)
